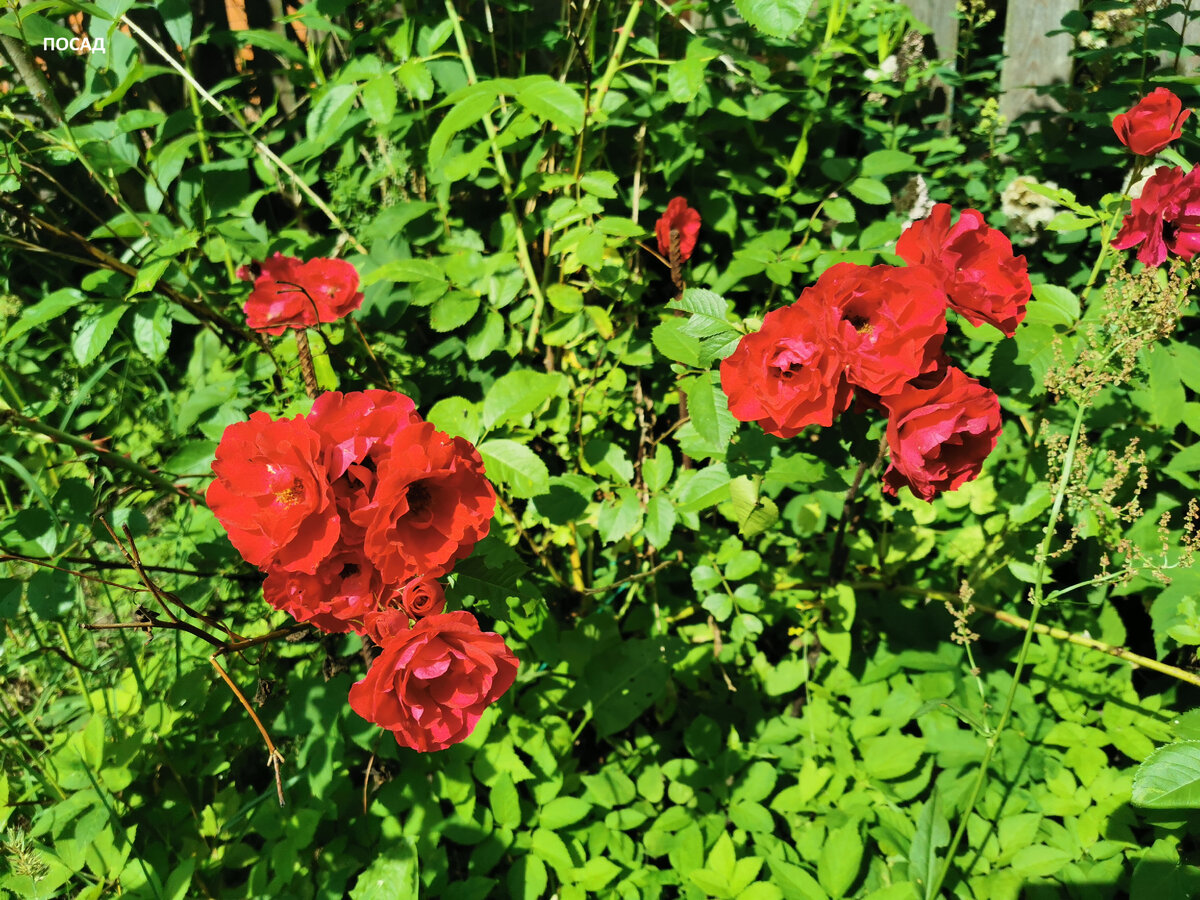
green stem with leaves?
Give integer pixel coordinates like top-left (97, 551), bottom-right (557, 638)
top-left (443, 0), bottom-right (549, 351)
top-left (927, 402), bottom-right (1086, 899)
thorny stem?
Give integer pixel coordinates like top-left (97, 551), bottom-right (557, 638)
top-left (210, 656), bottom-right (287, 807)
top-left (928, 402), bottom-right (1086, 899)
top-left (295, 329), bottom-right (320, 398)
top-left (443, 0), bottom-right (548, 351)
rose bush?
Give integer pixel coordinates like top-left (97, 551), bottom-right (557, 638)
top-left (1110, 165), bottom-right (1200, 266)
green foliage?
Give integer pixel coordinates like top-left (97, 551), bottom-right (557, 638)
top-left (3, 0), bottom-right (1200, 897)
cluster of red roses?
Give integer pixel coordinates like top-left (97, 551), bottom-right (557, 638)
top-left (211, 270), bottom-right (519, 751)
top-left (1109, 87), bottom-right (1198, 267)
top-left (237, 252), bottom-right (365, 334)
top-left (721, 204), bottom-right (1031, 501)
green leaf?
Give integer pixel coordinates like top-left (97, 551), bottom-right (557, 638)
top-left (818, 824), bottom-right (863, 899)
top-left (642, 495), bottom-right (676, 549)
top-left (673, 463), bottom-right (731, 514)
top-left (490, 774), bottom-right (521, 830)
top-left (909, 793), bottom-right (950, 900)
top-left (597, 487), bottom-right (643, 544)
top-left (860, 150), bottom-right (916, 177)
top-left (429, 89), bottom-right (498, 170)
top-left (307, 83), bottom-right (359, 145)
top-left (683, 371), bottom-right (737, 454)
top-left (530, 828), bottom-right (576, 877)
top-left (1025, 284), bottom-right (1079, 327)
top-left (539, 796), bottom-right (592, 829)
top-left (429, 291), bottom-right (481, 331)
top-left (652, 319), bottom-right (702, 367)
top-left (477, 439), bottom-right (550, 499)
top-left (72, 303), bottom-right (128, 366)
top-left (2, 288), bottom-right (85, 347)
top-left (586, 639), bottom-right (669, 738)
top-left (506, 856), bottom-right (547, 900)
top-left (516, 76), bottom-right (584, 133)
top-left (482, 370), bottom-right (568, 429)
top-left (862, 733), bottom-right (926, 780)
top-left (1133, 741), bottom-right (1200, 808)
top-left (362, 74), bottom-right (398, 125)
top-left (1146, 344), bottom-right (1186, 430)
top-left (348, 839), bottom-right (419, 899)
top-left (735, 0), bottom-right (814, 37)
top-left (132, 302), bottom-right (171, 361)
top-left (847, 177), bottom-right (892, 205)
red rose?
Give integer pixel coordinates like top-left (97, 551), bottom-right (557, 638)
top-left (309, 390), bottom-right (418, 479)
top-left (348, 611), bottom-right (518, 752)
top-left (262, 546), bottom-right (384, 633)
top-left (655, 197), bottom-right (702, 262)
top-left (895, 204), bottom-right (1031, 337)
top-left (1113, 88), bottom-right (1191, 157)
top-left (399, 578), bottom-right (446, 618)
top-left (207, 412), bottom-right (339, 574)
top-left (353, 420), bottom-right (496, 583)
top-left (1111, 165), bottom-right (1200, 267)
top-left (881, 367), bottom-right (1002, 501)
top-left (720, 299), bottom-right (854, 438)
top-left (241, 253), bottom-right (364, 335)
top-left (361, 607), bottom-right (412, 645)
top-left (819, 262), bottom-right (948, 396)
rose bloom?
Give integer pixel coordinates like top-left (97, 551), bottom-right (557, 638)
top-left (240, 253), bottom-right (364, 335)
top-left (1110, 165), bottom-right (1200, 267)
top-left (262, 546), bottom-right (384, 633)
top-left (720, 300), bottom-right (854, 438)
top-left (818, 262), bottom-right (948, 396)
top-left (655, 197), bottom-right (702, 262)
top-left (895, 204), bottom-right (1031, 337)
top-left (207, 412), bottom-right (339, 574)
top-left (399, 578), bottom-right (446, 618)
top-left (348, 611), bottom-right (519, 752)
top-left (309, 390), bottom-right (418, 480)
top-left (353, 420), bottom-right (496, 584)
top-left (1113, 87), bottom-right (1191, 157)
top-left (881, 367), bottom-right (1002, 502)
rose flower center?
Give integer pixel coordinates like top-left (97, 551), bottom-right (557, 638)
top-left (769, 339), bottom-right (819, 381)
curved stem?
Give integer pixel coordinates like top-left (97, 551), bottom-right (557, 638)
top-left (928, 402), bottom-right (1085, 899)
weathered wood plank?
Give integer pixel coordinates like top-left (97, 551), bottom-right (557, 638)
top-left (999, 0), bottom-right (1079, 124)
top-left (903, 0), bottom-right (959, 66)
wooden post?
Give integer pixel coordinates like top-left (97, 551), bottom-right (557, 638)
top-left (901, 0), bottom-right (958, 124)
top-left (999, 0), bottom-right (1079, 127)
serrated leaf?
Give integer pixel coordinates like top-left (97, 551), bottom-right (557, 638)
top-left (2, 288), bottom-right (86, 347)
top-left (585, 639), bottom-right (669, 738)
top-left (429, 291), bottom-right (480, 331)
top-left (643, 495), bottom-right (676, 548)
top-left (429, 89), bottom-right (498, 170)
top-left (684, 372), bottom-right (737, 453)
top-left (132, 302), bottom-right (171, 361)
top-left (72, 303), bottom-right (128, 366)
top-left (477, 439), bottom-right (550, 499)
top-left (1133, 741), bottom-right (1200, 808)
top-left (819, 823), bottom-right (863, 898)
top-left (735, 0), bottom-right (814, 37)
